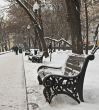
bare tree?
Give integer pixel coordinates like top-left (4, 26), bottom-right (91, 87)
top-left (15, 0), bottom-right (49, 57)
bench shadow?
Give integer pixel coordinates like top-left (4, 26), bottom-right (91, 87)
top-left (50, 94), bottom-right (78, 106)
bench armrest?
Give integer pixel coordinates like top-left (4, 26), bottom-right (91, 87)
top-left (37, 65), bottom-right (62, 72)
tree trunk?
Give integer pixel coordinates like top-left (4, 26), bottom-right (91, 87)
top-left (34, 27), bottom-right (42, 50)
top-left (84, 0), bottom-right (89, 54)
top-left (65, 0), bottom-right (83, 54)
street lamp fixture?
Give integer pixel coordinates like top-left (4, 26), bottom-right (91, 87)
top-left (33, 1), bottom-right (40, 13)
top-left (27, 24), bottom-right (31, 30)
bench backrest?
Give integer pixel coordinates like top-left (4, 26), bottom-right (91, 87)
top-left (64, 55), bottom-right (85, 76)
top-left (64, 54), bottom-right (94, 77)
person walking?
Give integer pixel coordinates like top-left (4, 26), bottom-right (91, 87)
top-left (14, 45), bottom-right (19, 55)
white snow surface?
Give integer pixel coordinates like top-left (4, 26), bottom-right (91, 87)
top-left (0, 52), bottom-right (27, 110)
top-left (0, 50), bottom-right (99, 110)
top-left (23, 50), bottom-right (99, 110)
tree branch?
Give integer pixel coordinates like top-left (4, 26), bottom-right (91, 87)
top-left (15, 0), bottom-right (42, 30)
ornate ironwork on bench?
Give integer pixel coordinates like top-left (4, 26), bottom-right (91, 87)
top-left (37, 54), bottom-right (95, 104)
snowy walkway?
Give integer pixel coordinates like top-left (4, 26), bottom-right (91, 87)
top-left (0, 52), bottom-right (27, 110)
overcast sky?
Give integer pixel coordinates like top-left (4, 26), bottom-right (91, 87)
top-left (0, 0), bottom-right (9, 18)
top-left (0, 0), bottom-right (9, 8)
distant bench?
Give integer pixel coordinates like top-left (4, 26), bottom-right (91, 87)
top-left (37, 53), bottom-right (95, 104)
top-left (29, 51), bottom-right (44, 63)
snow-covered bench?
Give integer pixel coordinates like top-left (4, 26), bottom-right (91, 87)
top-left (29, 51), bottom-right (44, 63)
top-left (25, 50), bottom-right (31, 56)
top-left (37, 54), bottom-right (95, 104)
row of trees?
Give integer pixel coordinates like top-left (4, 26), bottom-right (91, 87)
top-left (0, 17), bottom-right (10, 52)
top-left (1, 0), bottom-right (99, 55)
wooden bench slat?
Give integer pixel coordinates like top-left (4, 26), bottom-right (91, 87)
top-left (66, 63), bottom-right (81, 71)
top-left (64, 67), bottom-right (80, 76)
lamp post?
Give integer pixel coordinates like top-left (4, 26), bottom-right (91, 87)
top-left (27, 24), bottom-right (31, 50)
top-left (33, 0), bottom-right (43, 30)
top-left (33, 0), bottom-right (43, 51)
top-left (32, 0), bottom-right (49, 57)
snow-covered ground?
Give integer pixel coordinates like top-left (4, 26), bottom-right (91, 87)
top-left (23, 49), bottom-right (99, 110)
top-left (0, 52), bottom-right (27, 110)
